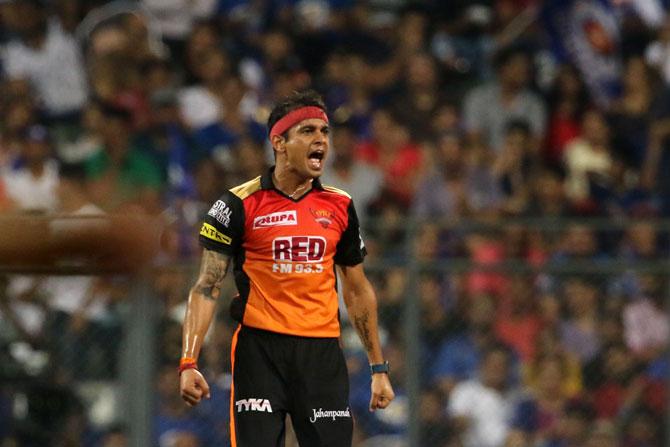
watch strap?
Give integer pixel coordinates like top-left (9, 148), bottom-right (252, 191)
top-left (370, 361), bottom-right (390, 375)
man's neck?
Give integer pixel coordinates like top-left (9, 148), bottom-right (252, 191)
top-left (28, 162), bottom-right (45, 178)
top-left (273, 164), bottom-right (313, 199)
top-left (24, 30), bottom-right (47, 50)
top-left (499, 82), bottom-right (521, 101)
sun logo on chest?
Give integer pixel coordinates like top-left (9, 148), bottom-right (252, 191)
top-left (309, 208), bottom-right (333, 229)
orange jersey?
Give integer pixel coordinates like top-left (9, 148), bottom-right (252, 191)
top-left (199, 169), bottom-right (366, 337)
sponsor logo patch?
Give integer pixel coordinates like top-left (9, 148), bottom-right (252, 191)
top-left (309, 208), bottom-right (333, 229)
top-left (272, 236), bottom-right (326, 263)
top-left (200, 222), bottom-right (232, 245)
top-left (309, 407), bottom-right (351, 423)
top-left (235, 398), bottom-right (273, 413)
top-left (253, 210), bottom-right (297, 229)
top-left (207, 200), bottom-right (232, 227)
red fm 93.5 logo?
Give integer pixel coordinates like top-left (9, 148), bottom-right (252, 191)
top-left (272, 236), bottom-right (326, 263)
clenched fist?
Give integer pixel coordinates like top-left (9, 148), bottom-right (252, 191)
top-left (180, 369), bottom-right (211, 407)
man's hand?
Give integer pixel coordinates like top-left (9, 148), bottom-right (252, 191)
top-left (369, 373), bottom-right (394, 411)
top-left (180, 369), bottom-right (211, 407)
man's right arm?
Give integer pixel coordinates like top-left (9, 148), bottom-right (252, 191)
top-left (179, 248), bottom-right (230, 406)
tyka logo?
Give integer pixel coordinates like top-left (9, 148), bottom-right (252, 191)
top-left (272, 236), bottom-right (326, 263)
top-left (253, 211), bottom-right (297, 229)
top-left (235, 398), bottom-right (273, 413)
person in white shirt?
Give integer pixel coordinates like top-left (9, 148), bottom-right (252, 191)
top-left (3, 124), bottom-right (59, 213)
top-left (563, 109), bottom-right (613, 202)
top-left (2, 0), bottom-right (87, 117)
top-left (46, 162), bottom-right (119, 380)
top-left (448, 344), bottom-right (518, 447)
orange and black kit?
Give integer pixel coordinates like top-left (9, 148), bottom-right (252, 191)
top-left (199, 167), bottom-right (366, 446)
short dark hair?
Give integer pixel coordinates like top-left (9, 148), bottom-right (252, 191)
top-left (59, 162), bottom-right (87, 184)
top-left (98, 101), bottom-right (133, 124)
top-left (505, 119), bottom-right (531, 137)
top-left (267, 90), bottom-right (327, 138)
top-left (493, 46), bottom-right (529, 70)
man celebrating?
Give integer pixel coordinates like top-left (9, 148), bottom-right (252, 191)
top-left (179, 90), bottom-right (394, 446)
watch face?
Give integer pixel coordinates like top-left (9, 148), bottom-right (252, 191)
top-left (371, 362), bottom-right (389, 374)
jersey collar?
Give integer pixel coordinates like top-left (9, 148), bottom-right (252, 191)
top-left (261, 166), bottom-right (324, 195)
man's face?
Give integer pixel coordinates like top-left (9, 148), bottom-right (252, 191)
top-left (282, 118), bottom-right (329, 177)
top-left (500, 54), bottom-right (530, 89)
top-left (481, 350), bottom-right (508, 390)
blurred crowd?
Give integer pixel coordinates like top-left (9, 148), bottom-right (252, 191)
top-left (0, 0), bottom-right (669, 446)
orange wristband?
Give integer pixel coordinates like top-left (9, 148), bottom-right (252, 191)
top-left (178, 357), bottom-right (198, 375)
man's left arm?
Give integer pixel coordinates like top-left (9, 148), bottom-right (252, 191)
top-left (337, 263), bottom-right (395, 411)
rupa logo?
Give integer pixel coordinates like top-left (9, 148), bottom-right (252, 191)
top-left (253, 211), bottom-right (297, 229)
top-left (235, 398), bottom-right (273, 413)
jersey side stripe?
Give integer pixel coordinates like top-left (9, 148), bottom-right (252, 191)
top-left (322, 185), bottom-right (352, 199)
top-left (230, 176), bottom-right (262, 200)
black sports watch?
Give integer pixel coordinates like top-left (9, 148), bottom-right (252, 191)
top-left (370, 361), bottom-right (390, 375)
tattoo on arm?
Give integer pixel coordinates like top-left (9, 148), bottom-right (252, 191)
top-left (193, 250), bottom-right (230, 300)
top-left (353, 310), bottom-right (373, 352)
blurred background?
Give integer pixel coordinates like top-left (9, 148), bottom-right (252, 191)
top-left (0, 0), bottom-right (669, 446)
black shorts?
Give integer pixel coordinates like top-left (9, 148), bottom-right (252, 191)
top-left (229, 325), bottom-right (353, 447)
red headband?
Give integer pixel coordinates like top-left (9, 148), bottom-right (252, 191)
top-left (269, 106), bottom-right (329, 139)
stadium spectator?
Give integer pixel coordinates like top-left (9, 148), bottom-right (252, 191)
top-left (562, 109), bottom-right (613, 205)
top-left (419, 387), bottom-right (454, 446)
top-left (524, 164), bottom-right (570, 217)
top-left (609, 56), bottom-right (658, 169)
top-left (3, 124), bottom-right (59, 213)
top-left (319, 117), bottom-right (382, 225)
top-left (543, 65), bottom-right (589, 166)
top-left (356, 108), bottom-right (423, 207)
top-left (0, 275), bottom-right (49, 347)
top-left (491, 120), bottom-right (534, 215)
top-left (412, 131), bottom-right (501, 219)
top-left (2, 0), bottom-right (87, 117)
top-left (418, 273), bottom-right (455, 349)
top-left (141, 0), bottom-right (217, 52)
top-left (463, 46), bottom-right (546, 153)
top-left (524, 328), bottom-right (583, 398)
top-left (645, 16), bottom-right (670, 84)
top-left (45, 162), bottom-right (120, 380)
top-left (588, 343), bottom-right (665, 421)
top-left (390, 52), bottom-right (447, 138)
top-left (448, 344), bottom-right (518, 447)
top-left (178, 46), bottom-right (230, 130)
top-left (639, 115), bottom-right (670, 214)
top-left (494, 274), bottom-right (544, 362)
top-left (559, 276), bottom-right (602, 363)
top-left (430, 294), bottom-right (510, 395)
top-left (538, 399), bottom-right (595, 447)
top-left (84, 104), bottom-right (162, 212)
top-left (509, 354), bottom-right (577, 445)
top-left (623, 275), bottom-right (669, 360)
top-left (621, 406), bottom-right (663, 447)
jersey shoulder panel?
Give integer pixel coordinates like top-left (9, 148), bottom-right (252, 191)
top-left (322, 184), bottom-right (352, 200)
top-left (230, 176), bottom-right (262, 200)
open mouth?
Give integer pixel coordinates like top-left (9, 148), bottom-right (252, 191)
top-left (308, 150), bottom-right (324, 169)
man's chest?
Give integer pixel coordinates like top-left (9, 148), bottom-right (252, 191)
top-left (241, 193), bottom-right (347, 262)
